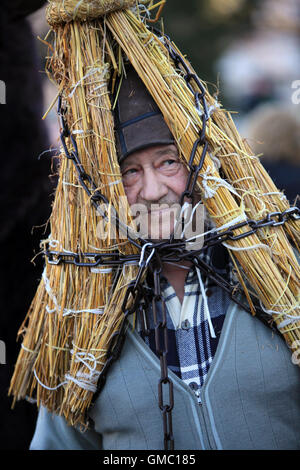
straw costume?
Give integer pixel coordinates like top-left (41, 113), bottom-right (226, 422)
top-left (9, 0), bottom-right (300, 450)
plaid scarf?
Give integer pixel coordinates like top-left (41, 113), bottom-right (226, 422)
top-left (138, 244), bottom-right (233, 402)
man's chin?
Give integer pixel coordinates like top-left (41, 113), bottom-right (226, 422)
top-left (139, 223), bottom-right (177, 243)
top-left (137, 209), bottom-right (179, 242)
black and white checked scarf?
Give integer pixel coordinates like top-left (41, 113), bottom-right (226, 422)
top-left (138, 244), bottom-right (233, 402)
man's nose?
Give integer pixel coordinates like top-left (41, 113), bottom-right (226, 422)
top-left (139, 168), bottom-right (168, 202)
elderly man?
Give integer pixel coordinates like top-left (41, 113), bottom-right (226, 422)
top-left (29, 68), bottom-right (300, 451)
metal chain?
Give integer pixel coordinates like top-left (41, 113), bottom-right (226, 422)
top-left (152, 257), bottom-right (174, 450)
top-left (57, 95), bottom-right (143, 250)
top-left (52, 35), bottom-right (300, 450)
top-left (92, 280), bottom-right (144, 396)
top-left (162, 36), bottom-right (210, 216)
top-left (191, 256), bottom-right (279, 332)
top-left (44, 207), bottom-right (300, 267)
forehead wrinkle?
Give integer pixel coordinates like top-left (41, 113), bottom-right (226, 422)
top-left (121, 146), bottom-right (179, 170)
top-left (154, 147), bottom-right (179, 158)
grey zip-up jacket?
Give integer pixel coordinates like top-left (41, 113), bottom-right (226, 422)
top-left (30, 301), bottom-right (300, 450)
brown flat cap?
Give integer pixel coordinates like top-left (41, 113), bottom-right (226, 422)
top-left (114, 66), bottom-right (174, 162)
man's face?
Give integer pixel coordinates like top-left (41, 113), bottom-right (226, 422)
top-left (120, 144), bottom-right (191, 241)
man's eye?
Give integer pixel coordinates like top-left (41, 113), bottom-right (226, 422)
top-left (161, 159), bottom-right (181, 171)
top-left (123, 168), bottom-right (137, 176)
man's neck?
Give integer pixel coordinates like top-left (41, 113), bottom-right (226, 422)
top-left (162, 260), bottom-right (192, 304)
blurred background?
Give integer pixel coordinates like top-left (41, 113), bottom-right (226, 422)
top-left (0, 0), bottom-right (299, 450)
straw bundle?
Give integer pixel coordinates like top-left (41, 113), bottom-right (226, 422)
top-left (46, 0), bottom-right (136, 25)
top-left (9, 9), bottom-right (141, 426)
top-left (9, 0), bottom-right (300, 428)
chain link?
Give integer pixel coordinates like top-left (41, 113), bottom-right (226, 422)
top-left (152, 260), bottom-right (174, 450)
top-left (162, 36), bottom-right (210, 207)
